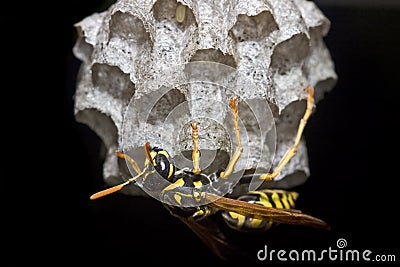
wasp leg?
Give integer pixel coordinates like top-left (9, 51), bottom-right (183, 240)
top-left (116, 150), bottom-right (142, 175)
top-left (260, 86), bottom-right (314, 181)
top-left (191, 122), bottom-right (201, 175)
top-left (220, 97), bottom-right (243, 179)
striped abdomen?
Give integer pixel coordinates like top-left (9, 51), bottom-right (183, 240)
top-left (221, 189), bottom-right (299, 232)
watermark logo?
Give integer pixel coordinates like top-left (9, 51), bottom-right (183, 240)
top-left (336, 238), bottom-right (347, 249)
top-left (257, 238), bottom-right (396, 262)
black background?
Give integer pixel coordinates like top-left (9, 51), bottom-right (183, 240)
top-left (4, 1), bottom-right (399, 265)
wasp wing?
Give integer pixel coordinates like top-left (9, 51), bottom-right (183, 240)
top-left (205, 193), bottom-right (330, 230)
top-left (178, 216), bottom-right (252, 261)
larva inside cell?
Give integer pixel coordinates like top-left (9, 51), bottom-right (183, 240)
top-left (176, 4), bottom-right (186, 23)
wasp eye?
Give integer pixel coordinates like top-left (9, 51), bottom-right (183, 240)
top-left (154, 151), bottom-right (175, 180)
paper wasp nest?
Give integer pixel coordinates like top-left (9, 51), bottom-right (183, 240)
top-left (73, 0), bottom-right (336, 197)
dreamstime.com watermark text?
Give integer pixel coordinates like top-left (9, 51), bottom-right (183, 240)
top-left (257, 238), bottom-right (396, 262)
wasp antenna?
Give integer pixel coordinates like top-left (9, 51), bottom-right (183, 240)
top-left (90, 183), bottom-right (127, 200)
top-left (116, 150), bottom-right (141, 175)
top-left (144, 142), bottom-right (155, 165)
top-left (90, 168), bottom-right (147, 200)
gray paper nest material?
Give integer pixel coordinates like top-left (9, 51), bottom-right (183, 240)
top-left (73, 0), bottom-right (336, 196)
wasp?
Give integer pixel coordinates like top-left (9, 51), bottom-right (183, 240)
top-left (90, 86), bottom-right (329, 260)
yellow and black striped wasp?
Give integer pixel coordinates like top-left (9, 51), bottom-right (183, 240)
top-left (90, 86), bottom-right (329, 260)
